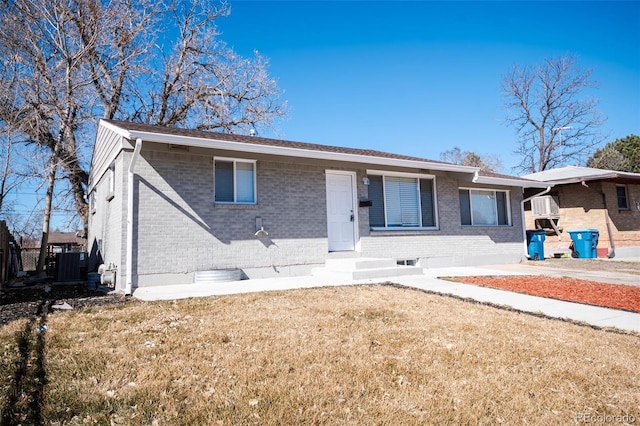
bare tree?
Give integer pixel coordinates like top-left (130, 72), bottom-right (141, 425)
top-left (131, 1), bottom-right (286, 132)
top-left (4, 147), bottom-right (67, 242)
top-left (36, 155), bottom-right (57, 275)
top-left (0, 126), bottom-right (28, 216)
top-left (0, 133), bottom-right (13, 215)
top-left (0, 127), bottom-right (45, 247)
top-left (440, 147), bottom-right (503, 172)
top-left (0, 0), bottom-right (287, 233)
top-left (502, 54), bottom-right (605, 173)
top-left (0, 66), bottom-right (31, 217)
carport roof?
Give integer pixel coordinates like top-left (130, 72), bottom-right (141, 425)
top-left (523, 166), bottom-right (640, 185)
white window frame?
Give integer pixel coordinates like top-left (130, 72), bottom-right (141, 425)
top-left (460, 187), bottom-right (511, 226)
top-left (106, 163), bottom-right (115, 201)
top-left (213, 157), bottom-right (257, 204)
top-left (616, 185), bottom-right (629, 210)
top-left (89, 190), bottom-right (97, 215)
top-left (367, 169), bottom-right (438, 231)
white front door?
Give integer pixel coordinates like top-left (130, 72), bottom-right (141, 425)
top-left (326, 171), bottom-right (356, 251)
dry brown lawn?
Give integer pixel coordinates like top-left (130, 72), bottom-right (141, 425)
top-left (1, 284), bottom-right (639, 425)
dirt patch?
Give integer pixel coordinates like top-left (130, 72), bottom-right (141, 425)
top-left (452, 275), bottom-right (640, 313)
top-left (0, 284), bottom-right (135, 328)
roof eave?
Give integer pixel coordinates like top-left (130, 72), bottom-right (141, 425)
top-left (536, 173), bottom-right (640, 185)
top-left (473, 175), bottom-right (553, 188)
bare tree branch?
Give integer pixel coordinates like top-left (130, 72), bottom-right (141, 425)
top-left (0, 0), bottom-right (287, 232)
top-left (440, 146), bottom-right (503, 172)
top-left (502, 54), bottom-right (606, 173)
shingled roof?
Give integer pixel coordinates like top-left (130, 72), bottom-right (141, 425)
top-left (102, 119), bottom-right (457, 165)
top-left (99, 119), bottom-right (549, 188)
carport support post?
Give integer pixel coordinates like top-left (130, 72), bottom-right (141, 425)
top-left (126, 138), bottom-right (143, 295)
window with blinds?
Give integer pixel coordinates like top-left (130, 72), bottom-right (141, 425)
top-left (368, 175), bottom-right (436, 229)
top-left (384, 176), bottom-right (420, 226)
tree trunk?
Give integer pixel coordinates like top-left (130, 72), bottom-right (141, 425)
top-left (68, 168), bottom-right (89, 235)
top-left (0, 129), bottom-right (11, 213)
top-left (36, 158), bottom-right (56, 276)
top-left (57, 126), bottom-right (89, 234)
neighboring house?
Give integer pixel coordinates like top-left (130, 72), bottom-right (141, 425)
top-left (523, 166), bottom-right (640, 258)
top-left (47, 231), bottom-right (88, 253)
top-left (88, 119), bottom-right (548, 293)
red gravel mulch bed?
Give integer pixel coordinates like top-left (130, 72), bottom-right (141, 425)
top-left (452, 275), bottom-right (640, 313)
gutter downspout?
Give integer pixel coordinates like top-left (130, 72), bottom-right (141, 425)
top-left (126, 138), bottom-right (143, 295)
top-left (581, 180), bottom-right (616, 258)
top-left (521, 186), bottom-right (552, 260)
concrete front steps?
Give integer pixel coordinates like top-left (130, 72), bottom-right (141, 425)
top-left (311, 257), bottom-right (424, 280)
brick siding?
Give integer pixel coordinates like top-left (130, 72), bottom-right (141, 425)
top-left (131, 150), bottom-right (329, 281)
top-left (524, 181), bottom-right (640, 256)
top-left (91, 145), bottom-right (529, 287)
top-left (360, 177), bottom-right (525, 264)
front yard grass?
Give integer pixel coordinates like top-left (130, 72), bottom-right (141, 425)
top-left (1, 284), bottom-right (638, 425)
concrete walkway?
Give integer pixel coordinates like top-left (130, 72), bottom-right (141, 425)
top-left (132, 263), bottom-right (640, 334)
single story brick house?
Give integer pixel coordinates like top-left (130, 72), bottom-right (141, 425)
top-left (523, 166), bottom-right (640, 258)
top-left (88, 119), bottom-right (549, 293)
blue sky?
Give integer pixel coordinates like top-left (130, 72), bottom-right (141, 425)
top-left (6, 0), bottom-right (639, 233)
top-left (217, 0), bottom-right (640, 173)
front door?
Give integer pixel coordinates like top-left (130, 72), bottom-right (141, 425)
top-left (326, 171), bottom-right (356, 251)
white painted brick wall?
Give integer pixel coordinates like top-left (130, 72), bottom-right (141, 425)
top-left (90, 144), bottom-right (528, 287)
top-left (87, 152), bottom-right (126, 289)
top-left (132, 151), bottom-right (330, 281)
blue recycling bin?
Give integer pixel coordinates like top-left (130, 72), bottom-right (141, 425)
top-left (526, 230), bottom-right (546, 261)
top-left (568, 229), bottom-right (599, 258)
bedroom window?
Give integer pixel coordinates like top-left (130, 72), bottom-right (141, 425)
top-left (368, 174), bottom-right (436, 229)
top-left (459, 189), bottom-right (510, 226)
top-left (616, 185), bottom-right (629, 210)
top-left (214, 158), bottom-right (256, 203)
